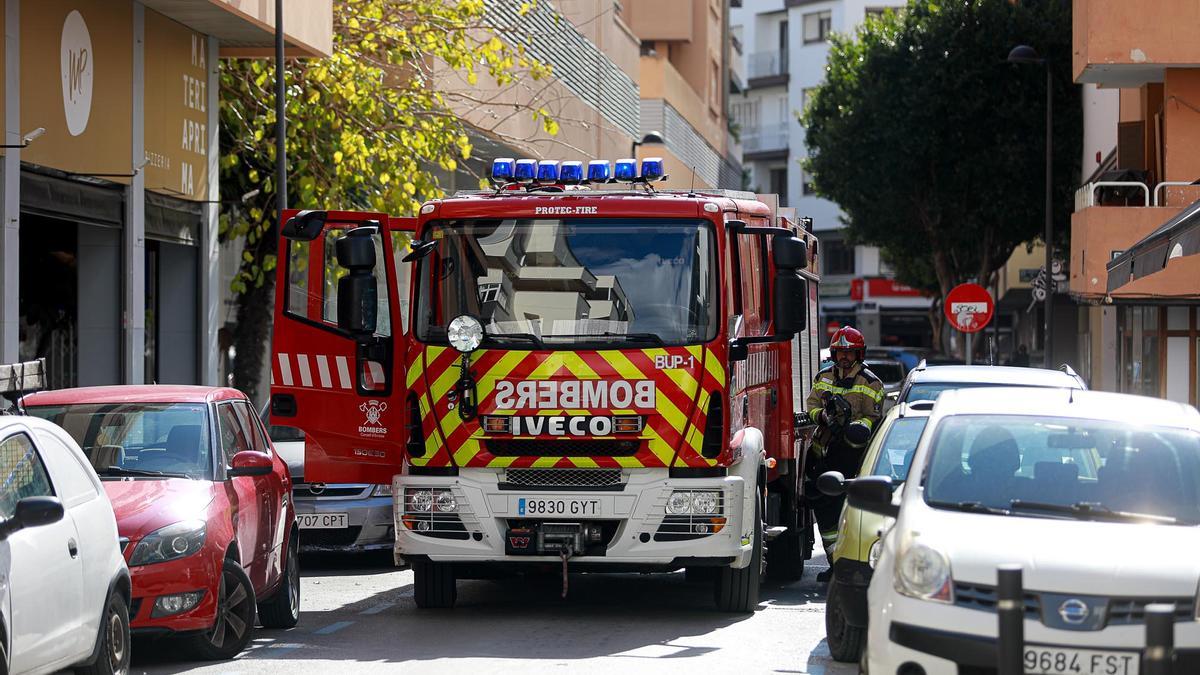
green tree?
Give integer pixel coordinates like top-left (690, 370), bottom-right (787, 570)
top-left (802, 0), bottom-right (1080, 349)
top-left (220, 0), bottom-right (556, 400)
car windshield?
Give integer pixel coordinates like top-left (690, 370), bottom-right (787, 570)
top-left (870, 417), bottom-right (928, 481)
top-left (923, 415), bottom-right (1200, 525)
top-left (414, 218), bottom-right (718, 348)
top-left (867, 361), bottom-right (906, 385)
top-left (904, 382), bottom-right (1015, 402)
top-left (26, 403), bottom-right (212, 480)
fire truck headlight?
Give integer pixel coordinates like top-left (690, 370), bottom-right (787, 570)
top-left (690, 491), bottom-right (720, 515)
top-left (447, 315), bottom-right (484, 353)
top-left (407, 489), bottom-right (434, 512)
top-left (666, 491), bottom-right (693, 515)
top-left (435, 491), bottom-right (458, 512)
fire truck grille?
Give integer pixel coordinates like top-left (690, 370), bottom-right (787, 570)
top-left (503, 468), bottom-right (624, 490)
top-left (486, 439), bottom-right (639, 457)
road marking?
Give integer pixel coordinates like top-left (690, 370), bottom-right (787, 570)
top-left (360, 602), bottom-right (394, 615)
top-left (314, 620), bottom-right (355, 635)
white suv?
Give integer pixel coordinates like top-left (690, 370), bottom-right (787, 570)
top-left (1, 416), bottom-right (131, 675)
top-left (846, 388), bottom-right (1200, 675)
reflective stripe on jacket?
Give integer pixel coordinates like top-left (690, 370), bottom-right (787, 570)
top-left (805, 363), bottom-right (885, 455)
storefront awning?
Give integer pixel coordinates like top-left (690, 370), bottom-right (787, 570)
top-left (140, 0), bottom-right (332, 58)
top-left (1106, 198), bottom-right (1200, 292)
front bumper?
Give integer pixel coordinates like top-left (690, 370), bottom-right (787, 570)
top-left (293, 483), bottom-right (394, 553)
top-left (128, 551), bottom-right (221, 633)
top-left (867, 587), bottom-right (1200, 675)
top-left (392, 469), bottom-right (753, 568)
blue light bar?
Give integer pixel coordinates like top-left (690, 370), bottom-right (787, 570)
top-left (514, 159), bottom-right (537, 183)
top-left (614, 158), bottom-right (637, 181)
top-left (559, 161), bottom-right (584, 183)
top-left (537, 160), bottom-right (560, 182)
top-left (640, 157), bottom-right (665, 181)
top-left (587, 160), bottom-right (611, 182)
top-left (491, 158), bottom-right (515, 182)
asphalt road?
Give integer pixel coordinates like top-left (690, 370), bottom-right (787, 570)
top-left (128, 551), bottom-right (858, 675)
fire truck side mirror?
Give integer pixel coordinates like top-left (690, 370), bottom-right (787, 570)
top-left (282, 210), bottom-right (328, 241)
top-left (772, 235), bottom-right (808, 270)
top-left (773, 273), bottom-right (808, 336)
top-left (335, 231), bottom-right (378, 336)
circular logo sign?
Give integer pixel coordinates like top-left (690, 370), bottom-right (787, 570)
top-left (944, 283), bottom-right (994, 333)
top-left (60, 10), bottom-right (94, 137)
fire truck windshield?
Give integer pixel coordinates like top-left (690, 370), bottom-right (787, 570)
top-left (414, 218), bottom-right (718, 348)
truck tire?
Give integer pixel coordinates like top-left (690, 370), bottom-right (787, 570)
top-left (413, 560), bottom-right (457, 608)
top-left (766, 529), bottom-right (805, 581)
top-left (826, 578), bottom-right (866, 662)
top-left (258, 533), bottom-right (301, 628)
top-left (713, 495), bottom-right (762, 613)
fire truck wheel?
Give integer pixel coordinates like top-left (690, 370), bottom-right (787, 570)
top-left (825, 578), bottom-right (866, 662)
top-left (713, 495), bottom-right (762, 613)
top-left (766, 529), bottom-right (805, 581)
top-left (413, 559), bottom-right (457, 608)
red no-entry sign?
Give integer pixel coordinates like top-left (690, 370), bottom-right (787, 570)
top-left (944, 283), bottom-right (994, 333)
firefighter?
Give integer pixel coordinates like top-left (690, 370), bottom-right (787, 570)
top-left (805, 326), bottom-right (884, 582)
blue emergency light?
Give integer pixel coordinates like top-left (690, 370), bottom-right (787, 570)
top-left (559, 161), bottom-right (584, 184)
top-left (537, 160), bottom-right (560, 182)
top-left (514, 159), bottom-right (537, 183)
top-left (491, 158), bottom-right (515, 182)
top-left (587, 160), bottom-right (611, 182)
top-left (614, 158), bottom-right (637, 181)
top-left (640, 157), bottom-right (665, 181)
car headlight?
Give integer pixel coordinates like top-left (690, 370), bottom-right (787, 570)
top-left (129, 520), bottom-right (206, 566)
top-left (894, 541), bottom-right (952, 603)
top-left (373, 483), bottom-right (393, 497)
top-left (447, 315), bottom-right (484, 353)
top-left (868, 539), bottom-right (882, 569)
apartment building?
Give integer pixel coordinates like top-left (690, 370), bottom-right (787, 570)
top-left (1069, 0), bottom-right (1200, 405)
top-left (729, 0), bottom-right (926, 348)
top-left (2, 0), bottom-right (331, 389)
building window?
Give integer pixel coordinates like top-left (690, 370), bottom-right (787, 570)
top-left (823, 239), bottom-right (854, 276)
top-left (710, 59), bottom-right (721, 110)
top-left (803, 11), bottom-right (832, 44)
top-left (769, 168), bottom-right (788, 205)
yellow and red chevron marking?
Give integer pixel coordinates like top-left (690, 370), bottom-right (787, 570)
top-left (405, 344), bottom-right (729, 469)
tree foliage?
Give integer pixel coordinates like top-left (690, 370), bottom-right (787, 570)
top-left (802, 0), bottom-right (1080, 344)
top-left (219, 0), bottom-right (556, 400)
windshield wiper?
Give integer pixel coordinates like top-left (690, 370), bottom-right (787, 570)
top-left (547, 332), bottom-right (666, 346)
top-left (484, 333), bottom-right (546, 349)
top-left (1009, 500), bottom-right (1186, 525)
top-left (929, 500), bottom-right (1011, 515)
top-left (97, 466), bottom-right (191, 480)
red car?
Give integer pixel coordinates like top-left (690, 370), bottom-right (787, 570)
top-left (23, 385), bottom-right (299, 660)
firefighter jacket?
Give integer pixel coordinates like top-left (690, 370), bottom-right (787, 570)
top-left (804, 363), bottom-right (885, 475)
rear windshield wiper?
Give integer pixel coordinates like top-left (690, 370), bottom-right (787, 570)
top-left (97, 466), bottom-right (191, 480)
top-left (484, 333), bottom-right (546, 349)
top-left (1009, 499), bottom-right (1185, 525)
top-left (928, 500), bottom-right (1011, 516)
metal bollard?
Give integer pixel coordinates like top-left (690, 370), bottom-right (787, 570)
top-left (1144, 603), bottom-right (1176, 675)
top-left (996, 564), bottom-right (1024, 675)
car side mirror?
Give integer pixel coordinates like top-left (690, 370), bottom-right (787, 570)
top-left (846, 475), bottom-right (900, 518)
top-left (228, 451), bottom-right (274, 478)
top-left (817, 470), bottom-right (846, 496)
top-left (335, 230), bottom-right (378, 336)
top-left (0, 496), bottom-right (64, 540)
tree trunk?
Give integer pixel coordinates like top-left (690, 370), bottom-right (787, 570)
top-left (231, 268), bottom-right (276, 405)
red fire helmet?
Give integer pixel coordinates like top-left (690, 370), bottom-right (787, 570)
top-left (829, 326), bottom-right (866, 351)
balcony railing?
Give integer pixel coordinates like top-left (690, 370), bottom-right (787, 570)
top-left (1073, 180), bottom-right (1200, 211)
top-left (747, 51), bottom-right (788, 80)
top-left (742, 123), bottom-right (790, 154)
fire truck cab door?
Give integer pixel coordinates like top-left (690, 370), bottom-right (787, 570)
top-left (269, 210), bottom-right (415, 484)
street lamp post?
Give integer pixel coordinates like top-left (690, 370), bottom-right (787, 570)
top-left (1008, 45), bottom-right (1053, 369)
top-left (631, 131), bottom-right (665, 160)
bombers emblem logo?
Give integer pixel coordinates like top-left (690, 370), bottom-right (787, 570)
top-left (358, 400), bottom-right (388, 437)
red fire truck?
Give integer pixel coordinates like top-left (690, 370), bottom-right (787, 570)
top-left (269, 157), bottom-right (823, 611)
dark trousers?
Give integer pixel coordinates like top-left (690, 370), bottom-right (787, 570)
top-left (806, 439), bottom-right (861, 558)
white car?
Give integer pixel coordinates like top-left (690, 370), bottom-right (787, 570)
top-left (1, 416), bottom-right (131, 675)
top-left (848, 388), bottom-right (1200, 675)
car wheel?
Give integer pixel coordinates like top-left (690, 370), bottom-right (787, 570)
top-left (825, 578), bottom-right (866, 663)
top-left (258, 533), bottom-right (301, 628)
top-left (413, 559), bottom-right (457, 608)
top-left (76, 592), bottom-right (131, 675)
top-left (713, 492), bottom-right (763, 613)
top-left (186, 559), bottom-right (256, 660)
